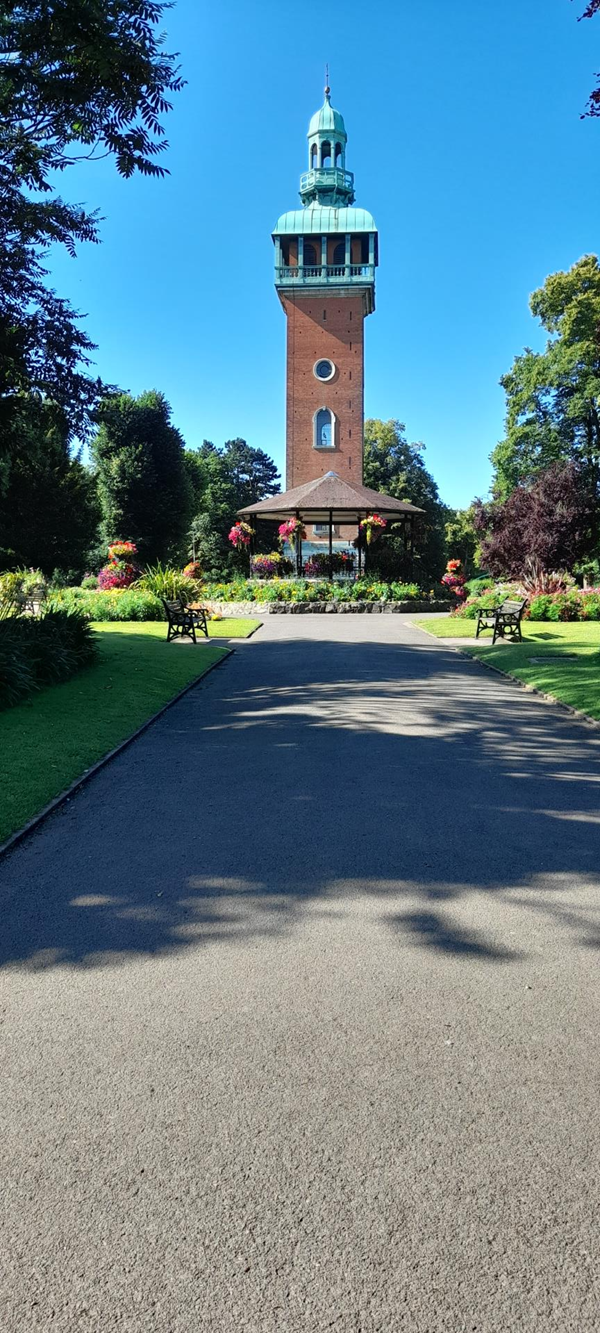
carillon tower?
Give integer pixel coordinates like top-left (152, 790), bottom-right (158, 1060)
top-left (272, 84), bottom-right (378, 515)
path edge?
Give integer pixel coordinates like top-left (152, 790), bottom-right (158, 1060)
top-left (409, 620), bottom-right (600, 731)
top-left (459, 646), bottom-right (600, 730)
top-left (0, 647), bottom-right (234, 862)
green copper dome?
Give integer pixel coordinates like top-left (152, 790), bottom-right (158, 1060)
top-left (308, 92), bottom-right (347, 140)
top-left (273, 205), bottom-right (377, 235)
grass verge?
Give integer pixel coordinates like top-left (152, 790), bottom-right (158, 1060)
top-left (414, 617), bottom-right (479, 638)
top-left (203, 618), bottom-right (261, 638)
top-left (0, 622), bottom-right (244, 845)
top-left (415, 619), bottom-right (600, 721)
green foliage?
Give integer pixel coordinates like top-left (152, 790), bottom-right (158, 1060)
top-left (0, 400), bottom-right (100, 574)
top-left (491, 257), bottom-right (600, 538)
top-left (0, 3), bottom-right (182, 472)
top-left (184, 439), bottom-right (280, 576)
top-left (0, 567), bottom-right (47, 617)
top-left (528, 590), bottom-right (600, 621)
top-left (0, 608), bottom-right (96, 710)
top-left (201, 578), bottom-right (438, 605)
top-left (363, 419), bottom-right (447, 581)
top-left (454, 582), bottom-right (600, 623)
top-left (137, 563), bottom-right (200, 602)
top-left (49, 588), bottom-right (164, 622)
top-left (465, 577), bottom-right (494, 595)
top-left (444, 506), bottom-right (482, 576)
top-left (454, 590), bottom-right (513, 620)
top-left (93, 391), bottom-right (193, 563)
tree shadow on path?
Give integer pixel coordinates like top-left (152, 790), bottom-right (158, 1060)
top-left (1, 633), bottom-right (600, 969)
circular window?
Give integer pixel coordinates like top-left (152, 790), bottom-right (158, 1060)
top-left (314, 359), bottom-right (335, 382)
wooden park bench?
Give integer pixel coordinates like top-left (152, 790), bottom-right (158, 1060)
top-left (161, 597), bottom-right (209, 644)
top-left (475, 598), bottom-right (527, 645)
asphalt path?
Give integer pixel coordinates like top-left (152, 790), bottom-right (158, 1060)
top-left (1, 614), bottom-right (599, 1331)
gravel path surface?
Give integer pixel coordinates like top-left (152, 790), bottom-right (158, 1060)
top-left (1, 614), bottom-right (599, 1331)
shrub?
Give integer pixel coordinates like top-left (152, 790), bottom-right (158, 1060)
top-left (200, 578), bottom-right (435, 604)
top-left (0, 609), bottom-right (96, 710)
top-left (453, 584), bottom-right (522, 619)
top-left (464, 576), bottom-right (494, 596)
top-left (528, 589), bottom-right (600, 622)
top-left (0, 568), bottom-right (48, 612)
top-left (457, 583), bottom-right (600, 623)
top-left (49, 587), bottom-right (164, 621)
top-left (81, 574), bottom-right (98, 589)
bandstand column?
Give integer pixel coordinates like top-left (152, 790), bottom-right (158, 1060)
top-left (295, 510), bottom-right (303, 577)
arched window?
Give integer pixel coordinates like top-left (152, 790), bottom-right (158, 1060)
top-left (314, 407), bottom-right (334, 449)
top-left (303, 242), bottom-right (317, 266)
top-left (333, 241), bottom-right (345, 265)
top-left (335, 143), bottom-right (343, 167)
top-left (321, 140), bottom-right (332, 167)
top-left (310, 143), bottom-right (317, 168)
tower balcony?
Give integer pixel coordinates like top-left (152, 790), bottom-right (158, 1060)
top-left (299, 166), bottom-right (355, 205)
top-left (275, 261), bottom-right (376, 314)
top-left (275, 262), bottom-right (375, 286)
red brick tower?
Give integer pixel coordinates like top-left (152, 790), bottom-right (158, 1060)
top-left (272, 86), bottom-right (378, 542)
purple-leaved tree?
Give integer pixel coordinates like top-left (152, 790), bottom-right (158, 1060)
top-left (474, 463), bottom-right (596, 578)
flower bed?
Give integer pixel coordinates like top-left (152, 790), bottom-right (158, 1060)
top-left (201, 578), bottom-right (438, 604)
top-left (454, 585), bottom-right (600, 622)
top-left (44, 580), bottom-right (449, 620)
top-left (303, 551), bottom-right (355, 577)
top-left (250, 553), bottom-right (294, 578)
top-left (49, 588), bottom-right (164, 621)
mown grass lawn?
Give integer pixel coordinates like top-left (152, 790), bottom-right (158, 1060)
top-left (415, 618), bottom-right (600, 720)
top-left (0, 620), bottom-right (259, 845)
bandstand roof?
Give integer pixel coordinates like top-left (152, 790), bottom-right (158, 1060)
top-left (238, 471), bottom-right (424, 524)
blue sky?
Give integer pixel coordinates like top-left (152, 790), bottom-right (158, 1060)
top-left (48, 0), bottom-right (600, 508)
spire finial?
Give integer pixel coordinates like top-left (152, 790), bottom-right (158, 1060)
top-left (324, 63), bottom-right (330, 98)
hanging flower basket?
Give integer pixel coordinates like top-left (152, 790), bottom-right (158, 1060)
top-left (359, 513), bottom-right (387, 545)
top-left (278, 518), bottom-right (306, 550)
top-left (228, 522), bottom-right (254, 550)
top-left (107, 540), bottom-right (138, 561)
top-left (441, 559), bottom-right (467, 600)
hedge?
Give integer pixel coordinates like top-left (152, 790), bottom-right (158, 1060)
top-left (0, 609), bottom-right (97, 710)
top-left (49, 587), bottom-right (164, 621)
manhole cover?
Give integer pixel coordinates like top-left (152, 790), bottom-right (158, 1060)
top-left (528, 655), bottom-right (578, 664)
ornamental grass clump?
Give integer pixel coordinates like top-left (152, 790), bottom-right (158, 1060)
top-left (137, 562), bottom-right (197, 602)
